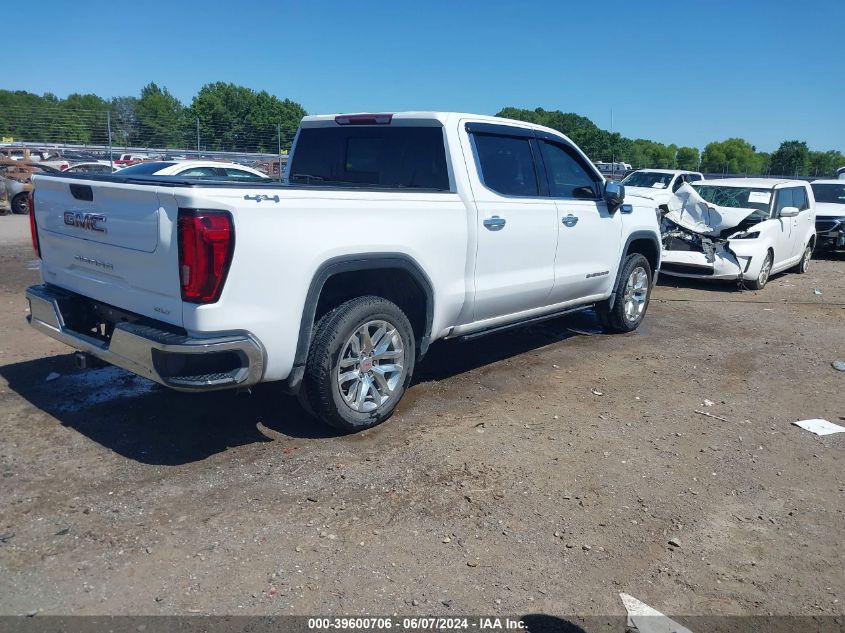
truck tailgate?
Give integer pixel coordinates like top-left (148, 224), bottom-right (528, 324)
top-left (32, 175), bottom-right (183, 327)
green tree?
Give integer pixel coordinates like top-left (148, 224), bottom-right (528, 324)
top-left (497, 107), bottom-right (610, 160)
top-left (60, 93), bottom-right (109, 144)
top-left (136, 82), bottom-right (188, 148)
top-left (110, 96), bottom-right (139, 146)
top-left (808, 149), bottom-right (845, 178)
top-left (675, 146), bottom-right (700, 170)
top-left (190, 82), bottom-right (306, 152)
top-left (769, 140), bottom-right (810, 176)
top-left (701, 138), bottom-right (763, 174)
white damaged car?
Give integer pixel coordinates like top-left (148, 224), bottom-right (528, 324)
top-left (659, 179), bottom-right (816, 289)
top-left (620, 169), bottom-right (704, 211)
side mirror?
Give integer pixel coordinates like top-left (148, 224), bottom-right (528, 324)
top-left (604, 180), bottom-right (625, 212)
top-left (780, 206), bottom-right (799, 217)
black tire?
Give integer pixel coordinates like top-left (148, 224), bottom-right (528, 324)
top-left (11, 193), bottom-right (29, 215)
top-left (596, 253), bottom-right (653, 333)
top-left (302, 296), bottom-right (415, 432)
top-left (746, 250), bottom-right (773, 290)
top-left (794, 242), bottom-right (812, 274)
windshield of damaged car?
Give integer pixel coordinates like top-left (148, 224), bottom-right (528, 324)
top-left (691, 185), bottom-right (773, 217)
top-left (811, 183), bottom-right (845, 204)
top-left (620, 171), bottom-right (673, 189)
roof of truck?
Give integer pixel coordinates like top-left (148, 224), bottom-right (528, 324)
top-left (300, 111), bottom-right (571, 137)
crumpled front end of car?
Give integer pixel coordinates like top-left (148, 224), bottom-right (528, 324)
top-left (659, 184), bottom-right (769, 283)
top-left (660, 219), bottom-right (746, 279)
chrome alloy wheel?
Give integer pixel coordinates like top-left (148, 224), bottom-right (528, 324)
top-left (800, 246), bottom-right (811, 273)
top-left (758, 254), bottom-right (773, 286)
top-left (623, 266), bottom-right (649, 323)
top-left (337, 320), bottom-right (405, 412)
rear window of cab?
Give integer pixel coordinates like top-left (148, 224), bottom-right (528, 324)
top-left (289, 126), bottom-right (450, 191)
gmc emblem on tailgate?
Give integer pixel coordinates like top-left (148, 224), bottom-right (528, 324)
top-left (64, 212), bottom-right (106, 233)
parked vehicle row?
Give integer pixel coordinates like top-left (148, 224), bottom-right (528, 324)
top-left (16, 112), bottom-right (845, 434)
top-left (0, 145), bottom-right (285, 176)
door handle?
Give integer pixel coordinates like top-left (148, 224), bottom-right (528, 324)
top-left (561, 214), bottom-right (579, 227)
top-left (483, 216), bottom-right (506, 231)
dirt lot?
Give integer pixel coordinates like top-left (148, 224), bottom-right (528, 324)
top-left (0, 214), bottom-right (843, 623)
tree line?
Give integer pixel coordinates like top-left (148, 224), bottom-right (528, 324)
top-left (497, 107), bottom-right (844, 177)
top-left (0, 87), bottom-right (841, 175)
top-left (0, 83), bottom-right (307, 153)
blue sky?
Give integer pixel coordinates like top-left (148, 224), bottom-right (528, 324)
top-left (9, 0), bottom-right (844, 152)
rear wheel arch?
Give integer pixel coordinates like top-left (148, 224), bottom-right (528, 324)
top-left (288, 254), bottom-right (434, 392)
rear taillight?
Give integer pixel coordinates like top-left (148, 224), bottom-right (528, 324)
top-left (177, 209), bottom-right (234, 303)
top-left (28, 193), bottom-right (40, 258)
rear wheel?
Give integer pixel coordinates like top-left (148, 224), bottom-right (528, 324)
top-left (302, 296), bottom-right (415, 432)
top-left (11, 193), bottom-right (29, 215)
top-left (746, 250), bottom-right (773, 290)
top-left (794, 243), bottom-right (812, 274)
top-left (596, 253), bottom-right (653, 333)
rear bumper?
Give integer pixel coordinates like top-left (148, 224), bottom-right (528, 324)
top-left (26, 284), bottom-right (265, 392)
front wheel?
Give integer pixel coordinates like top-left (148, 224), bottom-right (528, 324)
top-left (302, 296), bottom-right (415, 432)
top-left (746, 250), bottom-right (773, 290)
top-left (596, 253), bottom-right (653, 333)
top-left (11, 193), bottom-right (29, 215)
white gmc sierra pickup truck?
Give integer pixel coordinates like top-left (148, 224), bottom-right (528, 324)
top-left (27, 112), bottom-right (661, 431)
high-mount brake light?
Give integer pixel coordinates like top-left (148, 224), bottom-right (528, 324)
top-left (28, 193), bottom-right (40, 257)
top-left (177, 209), bottom-right (234, 303)
top-left (334, 114), bottom-right (393, 126)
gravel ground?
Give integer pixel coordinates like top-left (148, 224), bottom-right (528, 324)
top-left (0, 214), bottom-right (843, 624)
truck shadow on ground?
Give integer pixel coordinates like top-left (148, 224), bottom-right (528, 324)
top-left (415, 309), bottom-right (601, 382)
top-left (0, 311), bottom-right (601, 466)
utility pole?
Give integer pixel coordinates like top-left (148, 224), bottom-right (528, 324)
top-left (107, 110), bottom-right (113, 170)
top-left (196, 117), bottom-right (200, 155)
top-left (610, 108), bottom-right (615, 178)
top-left (277, 122), bottom-right (283, 182)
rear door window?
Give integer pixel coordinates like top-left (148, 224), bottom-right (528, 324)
top-left (289, 126), bottom-right (450, 191)
top-left (473, 134), bottom-right (539, 197)
top-left (792, 186), bottom-right (809, 210)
